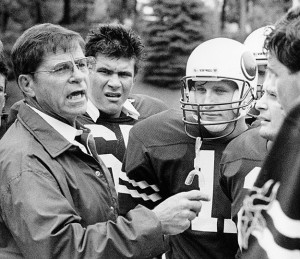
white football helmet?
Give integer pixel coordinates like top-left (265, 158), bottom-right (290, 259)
top-left (181, 37), bottom-right (257, 139)
top-left (244, 25), bottom-right (274, 100)
top-left (244, 26), bottom-right (274, 66)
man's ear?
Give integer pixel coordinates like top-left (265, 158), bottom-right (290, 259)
top-left (18, 74), bottom-right (36, 97)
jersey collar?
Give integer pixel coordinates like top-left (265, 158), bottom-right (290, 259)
top-left (86, 98), bottom-right (140, 122)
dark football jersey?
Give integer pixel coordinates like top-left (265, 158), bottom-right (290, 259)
top-left (220, 126), bottom-right (268, 221)
top-left (77, 94), bottom-right (167, 191)
top-left (119, 109), bottom-right (239, 259)
top-left (240, 103), bottom-right (300, 259)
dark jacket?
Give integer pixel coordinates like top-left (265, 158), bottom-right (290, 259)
top-left (0, 103), bottom-right (167, 259)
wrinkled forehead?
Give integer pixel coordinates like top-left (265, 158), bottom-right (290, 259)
top-left (44, 40), bottom-right (84, 55)
top-left (41, 42), bottom-right (85, 62)
top-left (192, 79), bottom-right (238, 90)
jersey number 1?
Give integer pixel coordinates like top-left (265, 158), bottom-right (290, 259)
top-left (191, 150), bottom-right (237, 233)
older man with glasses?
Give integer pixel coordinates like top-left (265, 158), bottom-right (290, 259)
top-left (0, 23), bottom-right (209, 259)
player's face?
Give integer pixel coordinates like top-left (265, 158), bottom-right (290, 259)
top-left (88, 54), bottom-right (135, 118)
top-left (189, 80), bottom-right (237, 133)
top-left (28, 44), bottom-right (89, 125)
top-left (0, 74), bottom-right (6, 112)
top-left (256, 71), bottom-right (285, 141)
top-left (268, 53), bottom-right (300, 114)
top-left (256, 64), bottom-right (267, 99)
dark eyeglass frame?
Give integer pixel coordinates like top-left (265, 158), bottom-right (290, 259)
top-left (30, 56), bottom-right (96, 75)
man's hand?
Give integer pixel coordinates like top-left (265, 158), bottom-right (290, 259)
top-left (152, 190), bottom-right (210, 235)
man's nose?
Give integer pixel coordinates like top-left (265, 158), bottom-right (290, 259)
top-left (203, 92), bottom-right (216, 108)
top-left (107, 73), bottom-right (122, 88)
top-left (70, 63), bottom-right (86, 83)
top-left (255, 92), bottom-right (267, 111)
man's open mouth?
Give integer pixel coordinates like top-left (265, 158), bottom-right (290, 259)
top-left (67, 90), bottom-right (85, 100)
top-left (105, 92), bottom-right (121, 98)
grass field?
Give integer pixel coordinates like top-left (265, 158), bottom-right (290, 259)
top-left (5, 79), bottom-right (182, 113)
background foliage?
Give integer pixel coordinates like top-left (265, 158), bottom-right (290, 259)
top-left (0, 0), bottom-right (295, 88)
top-left (141, 0), bottom-right (216, 88)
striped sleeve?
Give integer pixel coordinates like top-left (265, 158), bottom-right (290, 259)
top-left (118, 129), bottom-right (163, 215)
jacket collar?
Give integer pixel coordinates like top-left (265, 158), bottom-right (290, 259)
top-left (17, 103), bottom-right (89, 158)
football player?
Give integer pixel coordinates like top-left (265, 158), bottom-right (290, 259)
top-left (244, 26), bottom-right (274, 123)
top-left (240, 7), bottom-right (300, 259)
top-left (219, 55), bottom-right (286, 255)
top-left (63, 24), bottom-right (167, 191)
top-left (220, 25), bottom-right (286, 256)
top-left (118, 38), bottom-right (258, 259)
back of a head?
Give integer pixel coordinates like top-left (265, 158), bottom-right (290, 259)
top-left (85, 24), bottom-right (144, 74)
top-left (244, 26), bottom-right (274, 66)
top-left (11, 23), bottom-right (85, 80)
top-left (265, 6), bottom-right (300, 74)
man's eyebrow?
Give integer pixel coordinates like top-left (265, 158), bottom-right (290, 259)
top-left (96, 67), bottom-right (111, 71)
top-left (119, 71), bottom-right (133, 75)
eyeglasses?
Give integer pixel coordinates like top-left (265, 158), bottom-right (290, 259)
top-left (31, 56), bottom-right (96, 76)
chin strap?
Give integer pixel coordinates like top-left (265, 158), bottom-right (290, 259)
top-left (185, 137), bottom-right (205, 189)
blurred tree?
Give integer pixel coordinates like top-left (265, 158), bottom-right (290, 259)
top-left (141, 0), bottom-right (214, 89)
top-left (89, 0), bottom-right (110, 24)
top-left (60, 0), bottom-right (71, 24)
top-left (221, 0), bottom-right (292, 41)
top-left (0, 1), bottom-right (9, 33)
top-left (109, 0), bottom-right (138, 26)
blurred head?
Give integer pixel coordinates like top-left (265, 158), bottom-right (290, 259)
top-left (85, 24), bottom-right (145, 118)
top-left (11, 23), bottom-right (92, 124)
top-left (181, 38), bottom-right (257, 139)
top-left (244, 25), bottom-right (274, 99)
top-left (0, 54), bottom-right (8, 114)
top-left (256, 72), bottom-right (285, 141)
top-left (264, 7), bottom-right (300, 114)
top-left (0, 68), bottom-right (7, 115)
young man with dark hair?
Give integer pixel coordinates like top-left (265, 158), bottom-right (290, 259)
top-left (219, 25), bottom-right (286, 258)
top-left (76, 24), bottom-right (168, 191)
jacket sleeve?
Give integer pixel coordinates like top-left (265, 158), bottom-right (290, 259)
top-left (118, 128), bottom-right (164, 215)
top-left (1, 169), bottom-right (168, 259)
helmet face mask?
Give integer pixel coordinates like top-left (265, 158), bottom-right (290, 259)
top-left (181, 38), bottom-right (257, 140)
